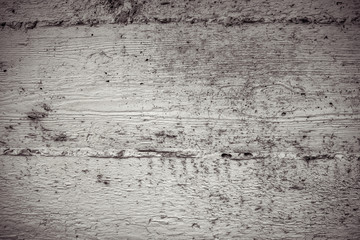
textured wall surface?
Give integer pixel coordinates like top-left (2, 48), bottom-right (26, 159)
top-left (0, 0), bottom-right (360, 239)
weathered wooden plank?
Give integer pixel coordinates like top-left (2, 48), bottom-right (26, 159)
top-left (0, 2), bottom-right (360, 239)
top-left (0, 154), bottom-right (359, 239)
top-left (0, 24), bottom-right (359, 157)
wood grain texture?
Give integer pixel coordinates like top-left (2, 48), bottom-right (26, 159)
top-left (0, 24), bottom-right (359, 157)
top-left (0, 2), bottom-right (360, 239)
top-left (0, 154), bottom-right (360, 239)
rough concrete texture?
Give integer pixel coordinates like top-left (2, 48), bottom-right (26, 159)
top-left (0, 0), bottom-right (360, 28)
top-left (0, 0), bottom-right (360, 239)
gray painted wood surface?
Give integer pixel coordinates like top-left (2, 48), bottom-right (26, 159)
top-left (0, 0), bottom-right (359, 239)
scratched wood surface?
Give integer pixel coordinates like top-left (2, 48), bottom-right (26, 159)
top-left (1, 0), bottom-right (360, 239)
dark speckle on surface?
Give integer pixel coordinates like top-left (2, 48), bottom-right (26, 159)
top-left (221, 153), bottom-right (232, 158)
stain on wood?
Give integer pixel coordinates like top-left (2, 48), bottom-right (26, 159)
top-left (0, 0), bottom-right (359, 239)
